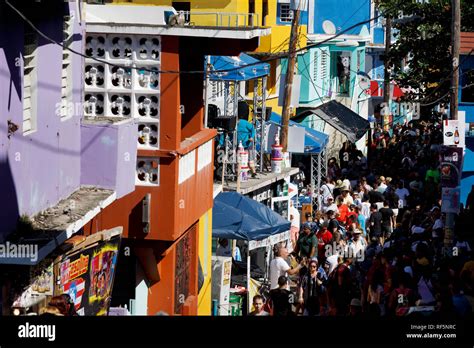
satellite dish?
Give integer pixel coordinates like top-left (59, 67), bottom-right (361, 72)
top-left (358, 75), bottom-right (370, 90)
top-left (322, 20), bottom-right (336, 35)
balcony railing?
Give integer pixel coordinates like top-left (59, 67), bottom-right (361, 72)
top-left (175, 11), bottom-right (261, 28)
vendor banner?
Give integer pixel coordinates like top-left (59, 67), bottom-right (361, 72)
top-left (443, 111), bottom-right (466, 149)
top-left (439, 146), bottom-right (463, 188)
top-left (58, 233), bottom-right (121, 316)
top-left (442, 187), bottom-right (461, 214)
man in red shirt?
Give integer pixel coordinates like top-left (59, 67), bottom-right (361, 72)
top-left (316, 223), bottom-right (333, 264)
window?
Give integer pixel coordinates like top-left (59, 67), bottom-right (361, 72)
top-left (262, 0), bottom-right (268, 26)
top-left (320, 50), bottom-right (328, 80)
top-left (23, 26), bottom-right (38, 135)
top-left (373, 7), bottom-right (382, 27)
top-left (312, 51), bottom-right (318, 82)
top-left (279, 4), bottom-right (293, 23)
top-left (248, 0), bottom-right (255, 26)
top-left (61, 15), bottom-right (74, 120)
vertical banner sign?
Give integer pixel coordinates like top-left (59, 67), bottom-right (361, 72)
top-left (439, 146), bottom-right (463, 188)
top-left (443, 111), bottom-right (466, 149)
top-left (439, 146), bottom-right (463, 247)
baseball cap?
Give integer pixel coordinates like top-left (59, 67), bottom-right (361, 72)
top-left (350, 298), bottom-right (362, 307)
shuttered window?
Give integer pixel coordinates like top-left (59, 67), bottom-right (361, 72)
top-left (23, 27), bottom-right (38, 134)
top-left (61, 15), bottom-right (74, 120)
top-left (312, 50), bottom-right (318, 82)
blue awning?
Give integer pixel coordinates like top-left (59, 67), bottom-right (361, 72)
top-left (208, 53), bottom-right (270, 82)
top-left (268, 112), bottom-right (329, 154)
top-left (212, 192), bottom-right (291, 241)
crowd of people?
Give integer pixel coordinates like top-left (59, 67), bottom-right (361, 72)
top-left (256, 121), bottom-right (474, 317)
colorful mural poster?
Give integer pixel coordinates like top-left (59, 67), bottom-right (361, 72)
top-left (59, 235), bottom-right (121, 316)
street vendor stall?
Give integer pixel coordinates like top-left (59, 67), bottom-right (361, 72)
top-left (212, 192), bottom-right (291, 314)
top-left (266, 112), bottom-right (329, 211)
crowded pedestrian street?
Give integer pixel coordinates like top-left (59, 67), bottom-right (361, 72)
top-left (256, 120), bottom-right (474, 318)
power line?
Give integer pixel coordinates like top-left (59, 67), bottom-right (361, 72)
top-left (5, 0), bottom-right (382, 76)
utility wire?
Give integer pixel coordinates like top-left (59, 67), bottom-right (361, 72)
top-left (5, 0), bottom-right (383, 76)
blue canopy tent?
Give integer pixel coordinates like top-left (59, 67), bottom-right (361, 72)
top-left (213, 192), bottom-right (291, 241)
top-left (207, 54), bottom-right (270, 178)
top-left (212, 192), bottom-right (290, 312)
top-left (208, 53), bottom-right (270, 82)
top-left (266, 112), bottom-right (330, 210)
top-left (267, 112), bottom-right (329, 154)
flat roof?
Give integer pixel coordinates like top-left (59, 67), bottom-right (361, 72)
top-left (0, 187), bottom-right (116, 265)
top-left (223, 167), bottom-right (300, 195)
top-left (86, 4), bottom-right (271, 39)
top-left (461, 32), bottom-right (474, 55)
top-left (87, 23), bottom-right (271, 40)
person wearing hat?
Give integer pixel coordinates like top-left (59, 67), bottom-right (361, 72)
top-left (346, 229), bottom-right (367, 262)
top-left (305, 212), bottom-right (318, 233)
top-left (340, 185), bottom-right (354, 206)
top-left (349, 298), bottom-right (362, 317)
top-left (333, 180), bottom-right (344, 199)
top-left (322, 196), bottom-right (339, 215)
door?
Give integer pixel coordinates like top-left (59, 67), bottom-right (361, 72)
top-left (262, 0), bottom-right (268, 26)
top-left (248, 0), bottom-right (255, 26)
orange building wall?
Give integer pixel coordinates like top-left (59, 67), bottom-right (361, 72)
top-left (83, 34), bottom-right (262, 315)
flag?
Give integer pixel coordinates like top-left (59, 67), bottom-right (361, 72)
top-left (63, 278), bottom-right (86, 311)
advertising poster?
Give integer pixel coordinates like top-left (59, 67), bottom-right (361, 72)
top-left (443, 111), bottom-right (466, 149)
top-left (439, 146), bottom-right (463, 188)
top-left (59, 235), bottom-right (121, 316)
top-left (442, 187), bottom-right (461, 214)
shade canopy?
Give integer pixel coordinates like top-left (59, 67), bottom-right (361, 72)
top-left (208, 53), bottom-right (270, 82)
top-left (295, 100), bottom-right (370, 143)
top-left (212, 192), bottom-right (290, 241)
top-left (268, 112), bottom-right (329, 154)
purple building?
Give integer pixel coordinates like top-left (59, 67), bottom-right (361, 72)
top-left (0, 0), bottom-right (135, 247)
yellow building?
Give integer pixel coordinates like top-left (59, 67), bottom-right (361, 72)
top-left (111, 0), bottom-right (308, 114)
top-left (198, 209), bottom-right (213, 315)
